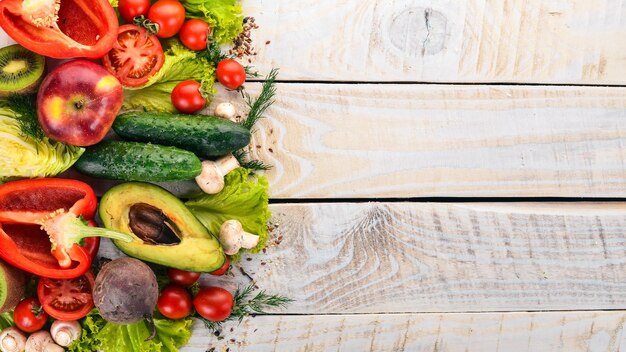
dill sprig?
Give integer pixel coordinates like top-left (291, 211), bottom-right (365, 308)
top-left (7, 94), bottom-right (44, 141)
top-left (233, 149), bottom-right (272, 172)
top-left (240, 68), bottom-right (278, 130)
top-left (196, 283), bottom-right (293, 332)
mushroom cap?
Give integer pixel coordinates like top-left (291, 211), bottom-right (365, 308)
top-left (0, 327), bottom-right (26, 352)
top-left (219, 220), bottom-right (244, 255)
top-left (195, 160), bottom-right (226, 194)
top-left (214, 102), bottom-right (237, 121)
top-left (25, 331), bottom-right (54, 352)
top-left (51, 320), bottom-right (81, 347)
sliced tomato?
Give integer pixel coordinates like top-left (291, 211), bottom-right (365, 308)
top-left (103, 24), bottom-right (164, 87)
top-left (37, 271), bottom-right (95, 320)
top-left (0, 0), bottom-right (118, 59)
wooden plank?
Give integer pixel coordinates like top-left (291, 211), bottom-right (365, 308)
top-left (99, 202), bottom-right (626, 313)
top-left (244, 0), bottom-right (626, 84)
top-left (212, 83), bottom-right (626, 198)
top-left (181, 311), bottom-right (626, 352)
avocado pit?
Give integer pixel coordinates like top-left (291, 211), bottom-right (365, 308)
top-left (129, 203), bottom-right (181, 245)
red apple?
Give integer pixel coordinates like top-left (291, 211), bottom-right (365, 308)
top-left (37, 60), bottom-right (124, 146)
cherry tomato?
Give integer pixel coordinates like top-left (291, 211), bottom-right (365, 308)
top-left (13, 298), bottom-right (48, 333)
top-left (37, 271), bottom-right (95, 320)
top-left (118, 0), bottom-right (151, 23)
top-left (193, 287), bottom-right (233, 322)
top-left (103, 24), bottom-right (164, 87)
top-left (179, 19), bottom-right (211, 51)
top-left (167, 268), bottom-right (201, 286)
top-left (209, 257), bottom-right (230, 276)
top-left (216, 59), bottom-right (246, 90)
top-left (148, 0), bottom-right (186, 38)
top-left (171, 80), bottom-right (206, 114)
top-left (157, 285), bottom-right (193, 319)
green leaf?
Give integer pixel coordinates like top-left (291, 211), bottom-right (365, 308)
top-left (185, 168), bottom-right (271, 260)
top-left (123, 40), bottom-right (215, 113)
top-left (0, 312), bottom-right (13, 330)
top-left (181, 0), bottom-right (244, 44)
top-left (69, 310), bottom-right (193, 352)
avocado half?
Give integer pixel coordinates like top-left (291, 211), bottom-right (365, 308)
top-left (99, 182), bottom-right (225, 272)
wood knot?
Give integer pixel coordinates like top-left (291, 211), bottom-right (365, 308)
top-left (388, 7), bottom-right (447, 56)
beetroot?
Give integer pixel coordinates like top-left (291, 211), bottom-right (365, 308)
top-left (92, 257), bottom-right (158, 339)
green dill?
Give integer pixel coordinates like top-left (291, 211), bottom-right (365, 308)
top-left (240, 68), bottom-right (278, 130)
top-left (6, 94), bottom-right (44, 141)
top-left (233, 149), bottom-right (272, 172)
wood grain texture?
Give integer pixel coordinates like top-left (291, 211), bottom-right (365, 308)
top-left (180, 311), bottom-right (626, 352)
top-left (244, 0), bottom-right (626, 84)
top-left (99, 202), bottom-right (626, 313)
top-left (212, 83), bottom-right (626, 198)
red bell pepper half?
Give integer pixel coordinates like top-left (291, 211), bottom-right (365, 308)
top-left (0, 0), bottom-right (119, 59)
top-left (0, 178), bottom-right (132, 279)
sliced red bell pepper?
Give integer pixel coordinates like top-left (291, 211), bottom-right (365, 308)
top-left (0, 178), bottom-right (131, 279)
top-left (0, 0), bottom-right (119, 59)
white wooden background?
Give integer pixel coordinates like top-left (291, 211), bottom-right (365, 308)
top-left (5, 0), bottom-right (626, 350)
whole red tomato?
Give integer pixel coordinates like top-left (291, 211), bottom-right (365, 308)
top-left (13, 298), bottom-right (48, 333)
top-left (209, 257), bottom-right (230, 276)
top-left (148, 0), bottom-right (186, 38)
top-left (119, 0), bottom-right (151, 23)
top-left (216, 60), bottom-right (246, 90)
top-left (171, 80), bottom-right (206, 114)
top-left (179, 19), bottom-right (211, 51)
top-left (193, 287), bottom-right (233, 322)
top-left (37, 271), bottom-right (95, 321)
top-left (157, 285), bottom-right (193, 319)
top-left (167, 268), bottom-right (201, 286)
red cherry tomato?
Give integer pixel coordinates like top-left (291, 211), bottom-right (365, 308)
top-left (209, 257), bottom-right (230, 276)
top-left (103, 25), bottom-right (164, 87)
top-left (148, 0), bottom-right (186, 38)
top-left (193, 287), bottom-right (233, 322)
top-left (171, 80), bottom-right (206, 114)
top-left (167, 268), bottom-right (201, 286)
top-left (118, 0), bottom-right (151, 23)
top-left (179, 19), bottom-right (211, 51)
top-left (216, 59), bottom-right (246, 90)
top-left (37, 271), bottom-right (95, 320)
top-left (13, 297), bottom-right (48, 333)
top-left (157, 285), bottom-right (193, 319)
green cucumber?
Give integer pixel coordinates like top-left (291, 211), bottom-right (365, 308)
top-left (75, 141), bottom-right (202, 181)
top-left (113, 112), bottom-right (251, 158)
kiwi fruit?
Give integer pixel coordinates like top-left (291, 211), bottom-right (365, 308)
top-left (0, 259), bottom-right (27, 313)
top-left (0, 44), bottom-right (45, 97)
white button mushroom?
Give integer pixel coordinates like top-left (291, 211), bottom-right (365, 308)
top-left (24, 331), bottom-right (63, 352)
top-left (195, 154), bottom-right (240, 194)
top-left (0, 327), bottom-right (26, 352)
top-left (50, 320), bottom-right (81, 347)
top-left (214, 102), bottom-right (237, 122)
top-left (219, 220), bottom-right (260, 255)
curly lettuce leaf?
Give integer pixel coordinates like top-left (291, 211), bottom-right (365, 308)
top-left (69, 310), bottom-right (192, 352)
top-left (185, 168), bottom-right (270, 259)
top-left (0, 106), bottom-right (84, 182)
top-left (123, 40), bottom-right (215, 113)
top-left (182, 0), bottom-right (243, 44)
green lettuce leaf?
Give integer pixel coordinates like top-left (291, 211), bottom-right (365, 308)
top-left (181, 0), bottom-right (243, 44)
top-left (0, 312), bottom-right (13, 330)
top-left (0, 106), bottom-right (84, 182)
top-left (123, 40), bottom-right (215, 113)
top-left (69, 310), bottom-right (193, 352)
top-left (185, 168), bottom-right (270, 259)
